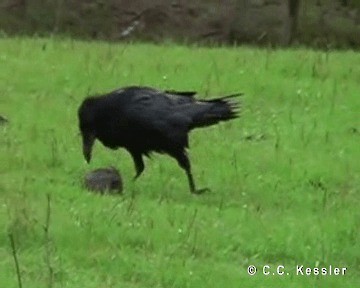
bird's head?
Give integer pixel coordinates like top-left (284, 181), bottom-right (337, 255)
top-left (80, 129), bottom-right (95, 163)
top-left (78, 98), bottom-right (97, 163)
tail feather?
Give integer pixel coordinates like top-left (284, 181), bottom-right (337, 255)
top-left (190, 93), bottom-right (243, 129)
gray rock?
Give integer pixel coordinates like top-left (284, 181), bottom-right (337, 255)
top-left (84, 167), bottom-right (123, 195)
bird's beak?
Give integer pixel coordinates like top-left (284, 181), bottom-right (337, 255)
top-left (82, 133), bottom-right (95, 163)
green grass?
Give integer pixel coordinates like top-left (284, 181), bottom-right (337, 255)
top-left (0, 37), bottom-right (359, 287)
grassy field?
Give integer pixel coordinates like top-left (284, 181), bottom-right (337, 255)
top-left (0, 37), bottom-right (359, 287)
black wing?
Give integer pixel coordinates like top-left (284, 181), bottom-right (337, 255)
top-left (122, 87), bottom-right (194, 146)
top-left (164, 90), bottom-right (197, 97)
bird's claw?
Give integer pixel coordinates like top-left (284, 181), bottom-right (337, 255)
top-left (191, 187), bottom-right (210, 195)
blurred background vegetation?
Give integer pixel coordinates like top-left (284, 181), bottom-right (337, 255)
top-left (0, 0), bottom-right (359, 48)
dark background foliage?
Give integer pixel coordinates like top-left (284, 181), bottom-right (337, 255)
top-left (0, 0), bottom-right (359, 48)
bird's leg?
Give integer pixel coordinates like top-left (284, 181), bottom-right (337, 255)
top-left (130, 152), bottom-right (145, 180)
top-left (175, 150), bottom-right (209, 194)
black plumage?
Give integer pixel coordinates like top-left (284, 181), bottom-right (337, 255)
top-left (78, 86), bottom-right (242, 194)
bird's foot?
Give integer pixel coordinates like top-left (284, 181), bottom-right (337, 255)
top-left (132, 173), bottom-right (142, 181)
top-left (191, 187), bottom-right (210, 195)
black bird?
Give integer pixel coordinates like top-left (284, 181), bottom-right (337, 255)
top-left (78, 86), bottom-right (242, 194)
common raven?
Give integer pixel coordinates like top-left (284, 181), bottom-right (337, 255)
top-left (78, 86), bottom-right (242, 194)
